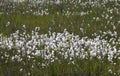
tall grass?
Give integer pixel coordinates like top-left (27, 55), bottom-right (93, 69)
top-left (0, 0), bottom-right (120, 76)
top-left (0, 27), bottom-right (120, 76)
top-left (0, 0), bottom-right (120, 36)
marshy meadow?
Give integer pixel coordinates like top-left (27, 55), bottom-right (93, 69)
top-left (0, 0), bottom-right (120, 76)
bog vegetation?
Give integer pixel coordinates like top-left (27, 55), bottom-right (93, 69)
top-left (0, 0), bottom-right (120, 76)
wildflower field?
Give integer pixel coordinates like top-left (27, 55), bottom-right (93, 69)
top-left (0, 0), bottom-right (120, 76)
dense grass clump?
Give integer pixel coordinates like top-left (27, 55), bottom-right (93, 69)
top-left (0, 27), bottom-right (120, 76)
top-left (0, 0), bottom-right (120, 76)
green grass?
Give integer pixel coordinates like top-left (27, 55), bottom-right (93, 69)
top-left (0, 1), bottom-right (120, 76)
top-left (0, 1), bottom-right (120, 37)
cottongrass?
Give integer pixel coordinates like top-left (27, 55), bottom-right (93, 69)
top-left (0, 26), bottom-right (120, 75)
